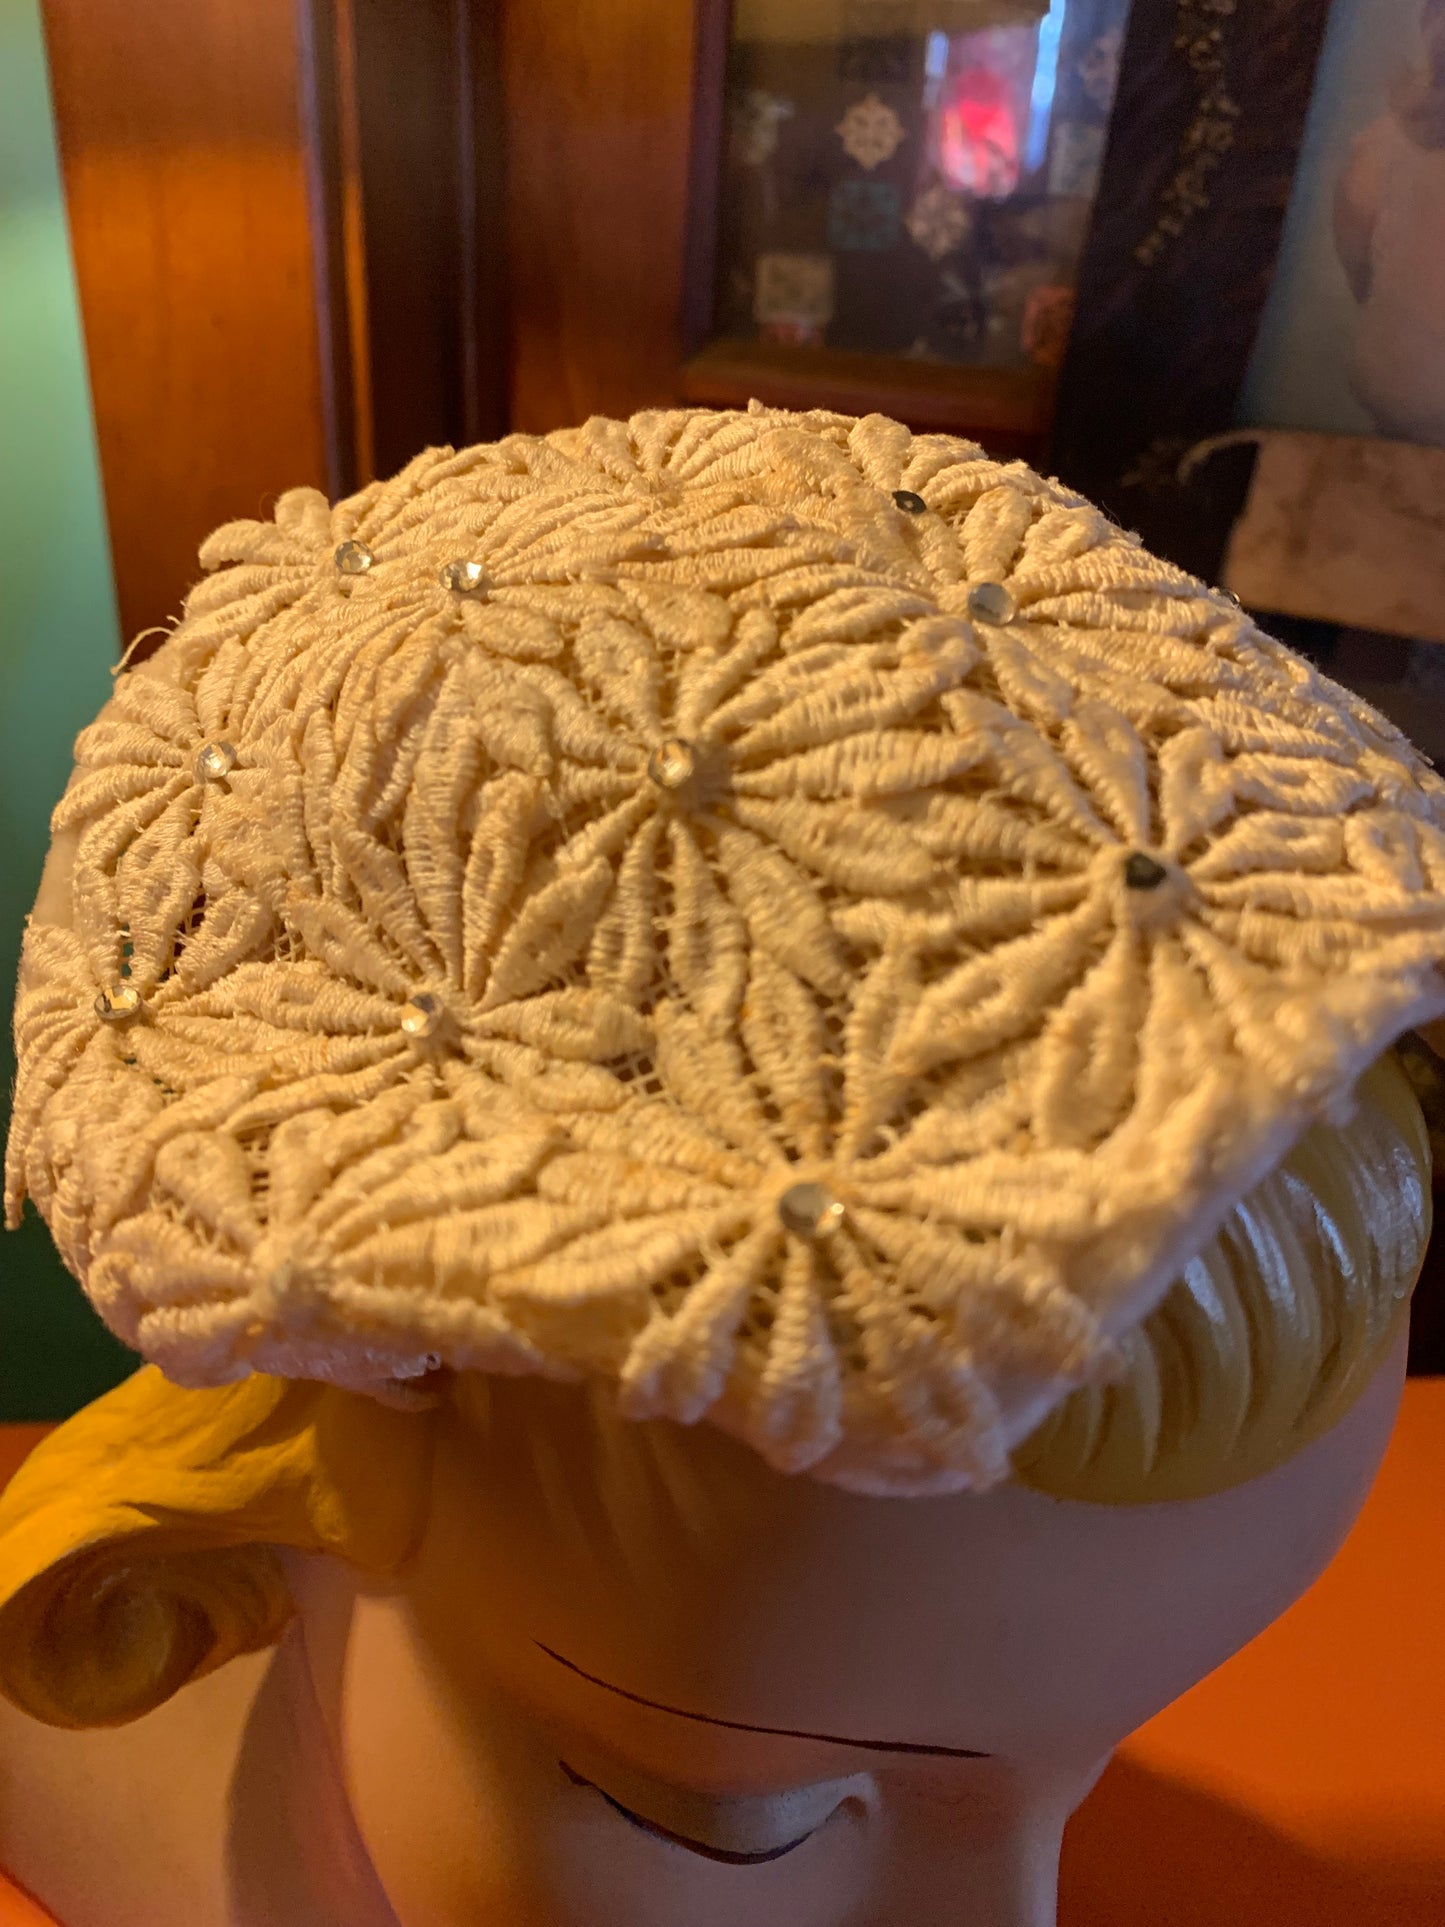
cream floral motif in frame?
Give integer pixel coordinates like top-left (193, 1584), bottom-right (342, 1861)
top-left (836, 93), bottom-right (907, 171)
top-left (753, 252), bottom-right (835, 330)
top-left (906, 183), bottom-right (974, 262)
top-left (9, 407), bottom-right (1445, 1496)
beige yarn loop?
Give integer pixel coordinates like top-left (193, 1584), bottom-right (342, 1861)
top-left (8, 405), bottom-right (1445, 1495)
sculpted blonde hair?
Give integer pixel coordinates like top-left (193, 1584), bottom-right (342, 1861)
top-left (0, 1050), bottom-right (1427, 1730)
top-left (1013, 1050), bottom-right (1427, 1501)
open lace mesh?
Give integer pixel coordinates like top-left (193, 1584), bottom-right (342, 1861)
top-left (9, 405), bottom-right (1445, 1493)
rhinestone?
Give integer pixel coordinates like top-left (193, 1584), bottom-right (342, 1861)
top-left (399, 993), bottom-right (446, 1038)
top-left (439, 557), bottom-right (489, 595)
top-left (892, 489), bottom-right (928, 515)
top-left (778, 1181), bottom-right (846, 1240)
top-left (194, 740), bottom-right (237, 784)
top-left (965, 580), bottom-right (1017, 624)
top-left (334, 539), bottom-right (373, 575)
top-left (95, 982), bottom-right (143, 1025)
top-left (647, 738), bottom-right (696, 790)
top-left (1123, 851), bottom-right (1169, 891)
top-left (392, 1350), bottom-right (443, 1381)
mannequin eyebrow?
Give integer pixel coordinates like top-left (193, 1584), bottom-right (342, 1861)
top-left (536, 1642), bottom-right (990, 1758)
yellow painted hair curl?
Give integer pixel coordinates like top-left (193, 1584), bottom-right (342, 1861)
top-left (0, 1052), bottom-right (1428, 1728)
top-left (0, 1372), bottom-right (433, 1728)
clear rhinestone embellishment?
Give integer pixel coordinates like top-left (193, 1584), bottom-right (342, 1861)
top-left (646, 738), bottom-right (696, 791)
top-left (965, 580), bottom-right (1017, 624)
top-left (94, 982), bottom-right (143, 1025)
top-left (334, 539), bottom-right (373, 575)
top-left (399, 993), bottom-right (446, 1039)
top-left (194, 740), bottom-right (237, 784)
top-left (392, 1350), bottom-right (444, 1381)
top-left (439, 558), bottom-right (489, 595)
top-left (1123, 851), bottom-right (1169, 891)
top-left (778, 1182), bottom-right (846, 1240)
top-left (892, 488), bottom-right (928, 514)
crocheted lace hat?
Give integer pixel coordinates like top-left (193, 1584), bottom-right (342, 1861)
top-left (9, 405), bottom-right (1445, 1495)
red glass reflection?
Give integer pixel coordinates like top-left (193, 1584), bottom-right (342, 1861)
top-left (932, 31), bottom-right (1037, 200)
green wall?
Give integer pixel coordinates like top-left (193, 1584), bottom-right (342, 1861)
top-left (0, 0), bottom-right (138, 1417)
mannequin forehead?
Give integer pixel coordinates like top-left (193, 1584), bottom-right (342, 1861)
top-left (405, 1348), bottom-right (1405, 1767)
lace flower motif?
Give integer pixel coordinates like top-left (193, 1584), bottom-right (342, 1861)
top-left (9, 407), bottom-right (1445, 1492)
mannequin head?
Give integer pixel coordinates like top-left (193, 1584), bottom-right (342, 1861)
top-left (4, 405), bottom-right (1445, 1922)
top-left (298, 1327), bottom-right (1408, 1927)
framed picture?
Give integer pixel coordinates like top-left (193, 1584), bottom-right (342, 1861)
top-left (685, 0), bottom-right (1134, 453)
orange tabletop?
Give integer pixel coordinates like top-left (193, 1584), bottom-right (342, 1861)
top-left (2, 1388), bottom-right (1442, 1925)
top-left (1061, 1378), bottom-right (1445, 1925)
top-left (0, 1882), bottom-right (56, 1927)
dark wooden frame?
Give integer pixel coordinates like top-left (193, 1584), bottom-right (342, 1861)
top-left (296, 0), bottom-right (510, 494)
top-left (674, 0), bottom-right (1058, 455)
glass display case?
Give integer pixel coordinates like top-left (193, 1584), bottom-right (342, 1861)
top-left (714, 1), bottom-right (1127, 369)
top-left (684, 0), bottom-right (1130, 450)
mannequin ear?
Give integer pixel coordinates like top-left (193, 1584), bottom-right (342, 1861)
top-left (1, 1537), bottom-right (293, 1729)
top-left (0, 1368), bottom-right (436, 1729)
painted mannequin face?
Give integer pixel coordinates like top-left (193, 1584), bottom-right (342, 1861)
top-left (285, 1330), bottom-right (1406, 1927)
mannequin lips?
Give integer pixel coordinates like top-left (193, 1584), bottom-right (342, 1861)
top-left (559, 1758), bottom-right (823, 1863)
top-left (537, 1641), bottom-right (991, 1759)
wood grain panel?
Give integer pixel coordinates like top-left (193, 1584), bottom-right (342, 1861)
top-left (42, 0), bottom-right (328, 646)
top-left (501, 0), bottom-right (698, 432)
top-left (349, 0), bottom-right (466, 477)
top-left (683, 340), bottom-right (1050, 458)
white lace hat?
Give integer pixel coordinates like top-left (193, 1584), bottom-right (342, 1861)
top-left (9, 406), bottom-right (1445, 1494)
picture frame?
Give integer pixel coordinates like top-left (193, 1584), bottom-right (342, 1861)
top-left (676, 0), bottom-right (1337, 584)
